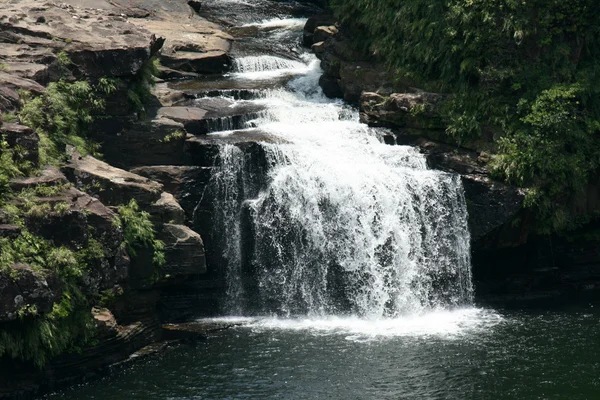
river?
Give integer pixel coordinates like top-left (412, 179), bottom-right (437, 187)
top-left (46, 1), bottom-right (600, 398)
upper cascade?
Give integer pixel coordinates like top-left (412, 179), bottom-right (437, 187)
top-left (233, 55), bottom-right (308, 73)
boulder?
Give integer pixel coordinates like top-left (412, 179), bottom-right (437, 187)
top-left (303, 12), bottom-right (337, 47)
top-left (62, 148), bottom-right (163, 206)
top-left (0, 264), bottom-right (61, 322)
top-left (148, 192), bottom-right (185, 225)
top-left (130, 165), bottom-right (213, 221)
top-left (129, 18), bottom-right (233, 74)
top-left (313, 26), bottom-right (338, 44)
top-left (157, 98), bottom-right (265, 135)
top-left (0, 72), bottom-right (45, 113)
top-left (158, 224), bottom-right (206, 280)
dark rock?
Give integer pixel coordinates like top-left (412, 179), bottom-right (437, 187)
top-left (462, 174), bottom-right (525, 243)
top-left (129, 165), bottom-right (213, 222)
top-left (360, 91), bottom-right (446, 130)
top-left (313, 25), bottom-right (338, 44)
top-left (188, 1), bottom-right (202, 15)
top-left (0, 264), bottom-right (61, 322)
top-left (92, 116), bottom-right (187, 169)
top-left (0, 224), bottom-right (21, 239)
top-left (303, 12), bottom-right (337, 47)
top-left (319, 74), bottom-right (343, 98)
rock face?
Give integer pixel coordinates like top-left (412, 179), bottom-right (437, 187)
top-left (0, 264), bottom-right (61, 322)
top-left (159, 223), bottom-right (207, 280)
top-left (62, 148), bottom-right (163, 206)
top-left (0, 0), bottom-right (224, 396)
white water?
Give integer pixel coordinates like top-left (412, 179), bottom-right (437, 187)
top-left (232, 55), bottom-right (314, 80)
top-left (209, 54), bottom-right (475, 321)
top-left (241, 17), bottom-right (307, 30)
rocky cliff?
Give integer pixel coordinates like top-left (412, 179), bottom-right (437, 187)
top-left (0, 0), bottom-right (231, 397)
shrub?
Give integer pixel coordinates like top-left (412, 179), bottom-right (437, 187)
top-left (117, 199), bottom-right (165, 268)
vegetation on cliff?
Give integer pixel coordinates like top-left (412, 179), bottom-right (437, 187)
top-left (331, 0), bottom-right (600, 232)
top-left (0, 58), bottom-right (164, 366)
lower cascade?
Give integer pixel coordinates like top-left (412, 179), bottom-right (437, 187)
top-left (206, 53), bottom-right (473, 318)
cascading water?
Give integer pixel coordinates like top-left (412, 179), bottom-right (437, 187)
top-left (208, 48), bottom-right (473, 318)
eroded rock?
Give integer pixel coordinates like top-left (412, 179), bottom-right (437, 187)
top-left (62, 148), bottom-right (163, 206)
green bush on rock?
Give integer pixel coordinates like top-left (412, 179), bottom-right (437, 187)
top-left (117, 199), bottom-right (165, 269)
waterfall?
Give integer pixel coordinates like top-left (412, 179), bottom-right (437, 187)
top-left (233, 55), bottom-right (307, 73)
top-left (207, 55), bottom-right (473, 318)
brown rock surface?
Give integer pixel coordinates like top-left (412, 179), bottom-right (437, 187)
top-left (0, 1), bottom-right (159, 80)
top-left (62, 148), bottom-right (163, 206)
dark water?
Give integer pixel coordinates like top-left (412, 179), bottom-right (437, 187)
top-left (46, 302), bottom-right (600, 400)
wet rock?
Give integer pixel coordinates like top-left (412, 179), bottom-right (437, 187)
top-left (0, 264), bottom-right (61, 322)
top-left (319, 74), bottom-right (344, 98)
top-left (461, 175), bottom-right (525, 243)
top-left (303, 12), bottom-right (337, 47)
top-left (62, 148), bottom-right (163, 206)
top-left (157, 99), bottom-right (265, 135)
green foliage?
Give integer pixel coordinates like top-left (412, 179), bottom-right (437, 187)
top-left (331, 0), bottom-right (600, 232)
top-left (127, 57), bottom-right (160, 113)
top-left (161, 129), bottom-right (186, 143)
top-left (0, 227), bottom-right (104, 366)
top-left (18, 80), bottom-right (110, 163)
top-left (0, 293), bottom-right (95, 367)
top-left (1, 112), bottom-right (17, 123)
top-left (117, 199), bottom-right (165, 268)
